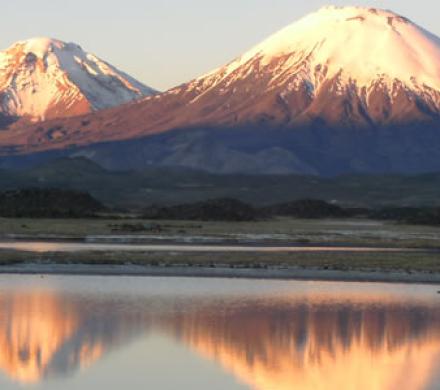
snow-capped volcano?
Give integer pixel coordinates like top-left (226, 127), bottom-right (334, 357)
top-left (0, 7), bottom-right (440, 175)
top-left (205, 6), bottom-right (440, 89)
top-left (181, 5), bottom-right (440, 126)
top-left (0, 37), bottom-right (156, 121)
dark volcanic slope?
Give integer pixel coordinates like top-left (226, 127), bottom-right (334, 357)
top-left (0, 7), bottom-right (439, 175)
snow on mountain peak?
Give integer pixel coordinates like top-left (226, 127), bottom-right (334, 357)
top-left (17, 37), bottom-right (66, 58)
top-left (202, 6), bottom-right (440, 94)
top-left (0, 37), bottom-right (157, 121)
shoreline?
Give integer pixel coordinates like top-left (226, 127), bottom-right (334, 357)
top-left (2, 263), bottom-right (440, 285)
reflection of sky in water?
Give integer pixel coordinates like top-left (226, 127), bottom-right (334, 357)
top-left (0, 276), bottom-right (439, 390)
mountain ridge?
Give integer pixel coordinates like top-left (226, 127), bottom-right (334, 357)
top-left (0, 7), bottom-right (439, 175)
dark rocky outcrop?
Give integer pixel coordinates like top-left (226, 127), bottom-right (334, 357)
top-left (262, 199), bottom-right (349, 219)
top-left (0, 188), bottom-right (105, 218)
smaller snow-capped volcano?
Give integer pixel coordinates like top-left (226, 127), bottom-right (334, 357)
top-left (0, 37), bottom-right (156, 121)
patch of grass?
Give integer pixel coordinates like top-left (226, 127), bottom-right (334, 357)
top-left (0, 217), bottom-right (440, 248)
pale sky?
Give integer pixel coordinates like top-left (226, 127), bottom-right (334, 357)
top-left (1, 0), bottom-right (439, 90)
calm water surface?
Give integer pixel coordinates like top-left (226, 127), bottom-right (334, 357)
top-left (0, 275), bottom-right (440, 390)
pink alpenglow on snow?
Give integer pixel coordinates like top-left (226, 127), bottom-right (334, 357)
top-left (0, 37), bottom-right (157, 121)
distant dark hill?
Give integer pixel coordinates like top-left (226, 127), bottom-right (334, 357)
top-left (262, 199), bottom-right (348, 219)
top-left (369, 207), bottom-right (440, 226)
top-left (141, 198), bottom-right (351, 221)
top-left (142, 198), bottom-right (257, 221)
top-left (0, 158), bottom-right (439, 210)
top-left (0, 188), bottom-right (105, 218)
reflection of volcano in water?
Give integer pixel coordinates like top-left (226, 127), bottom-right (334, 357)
top-left (0, 291), bottom-right (148, 384)
top-left (165, 300), bottom-right (440, 390)
top-left (0, 285), bottom-right (440, 389)
top-left (0, 293), bottom-right (79, 383)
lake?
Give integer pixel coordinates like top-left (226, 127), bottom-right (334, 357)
top-left (0, 275), bottom-right (439, 390)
